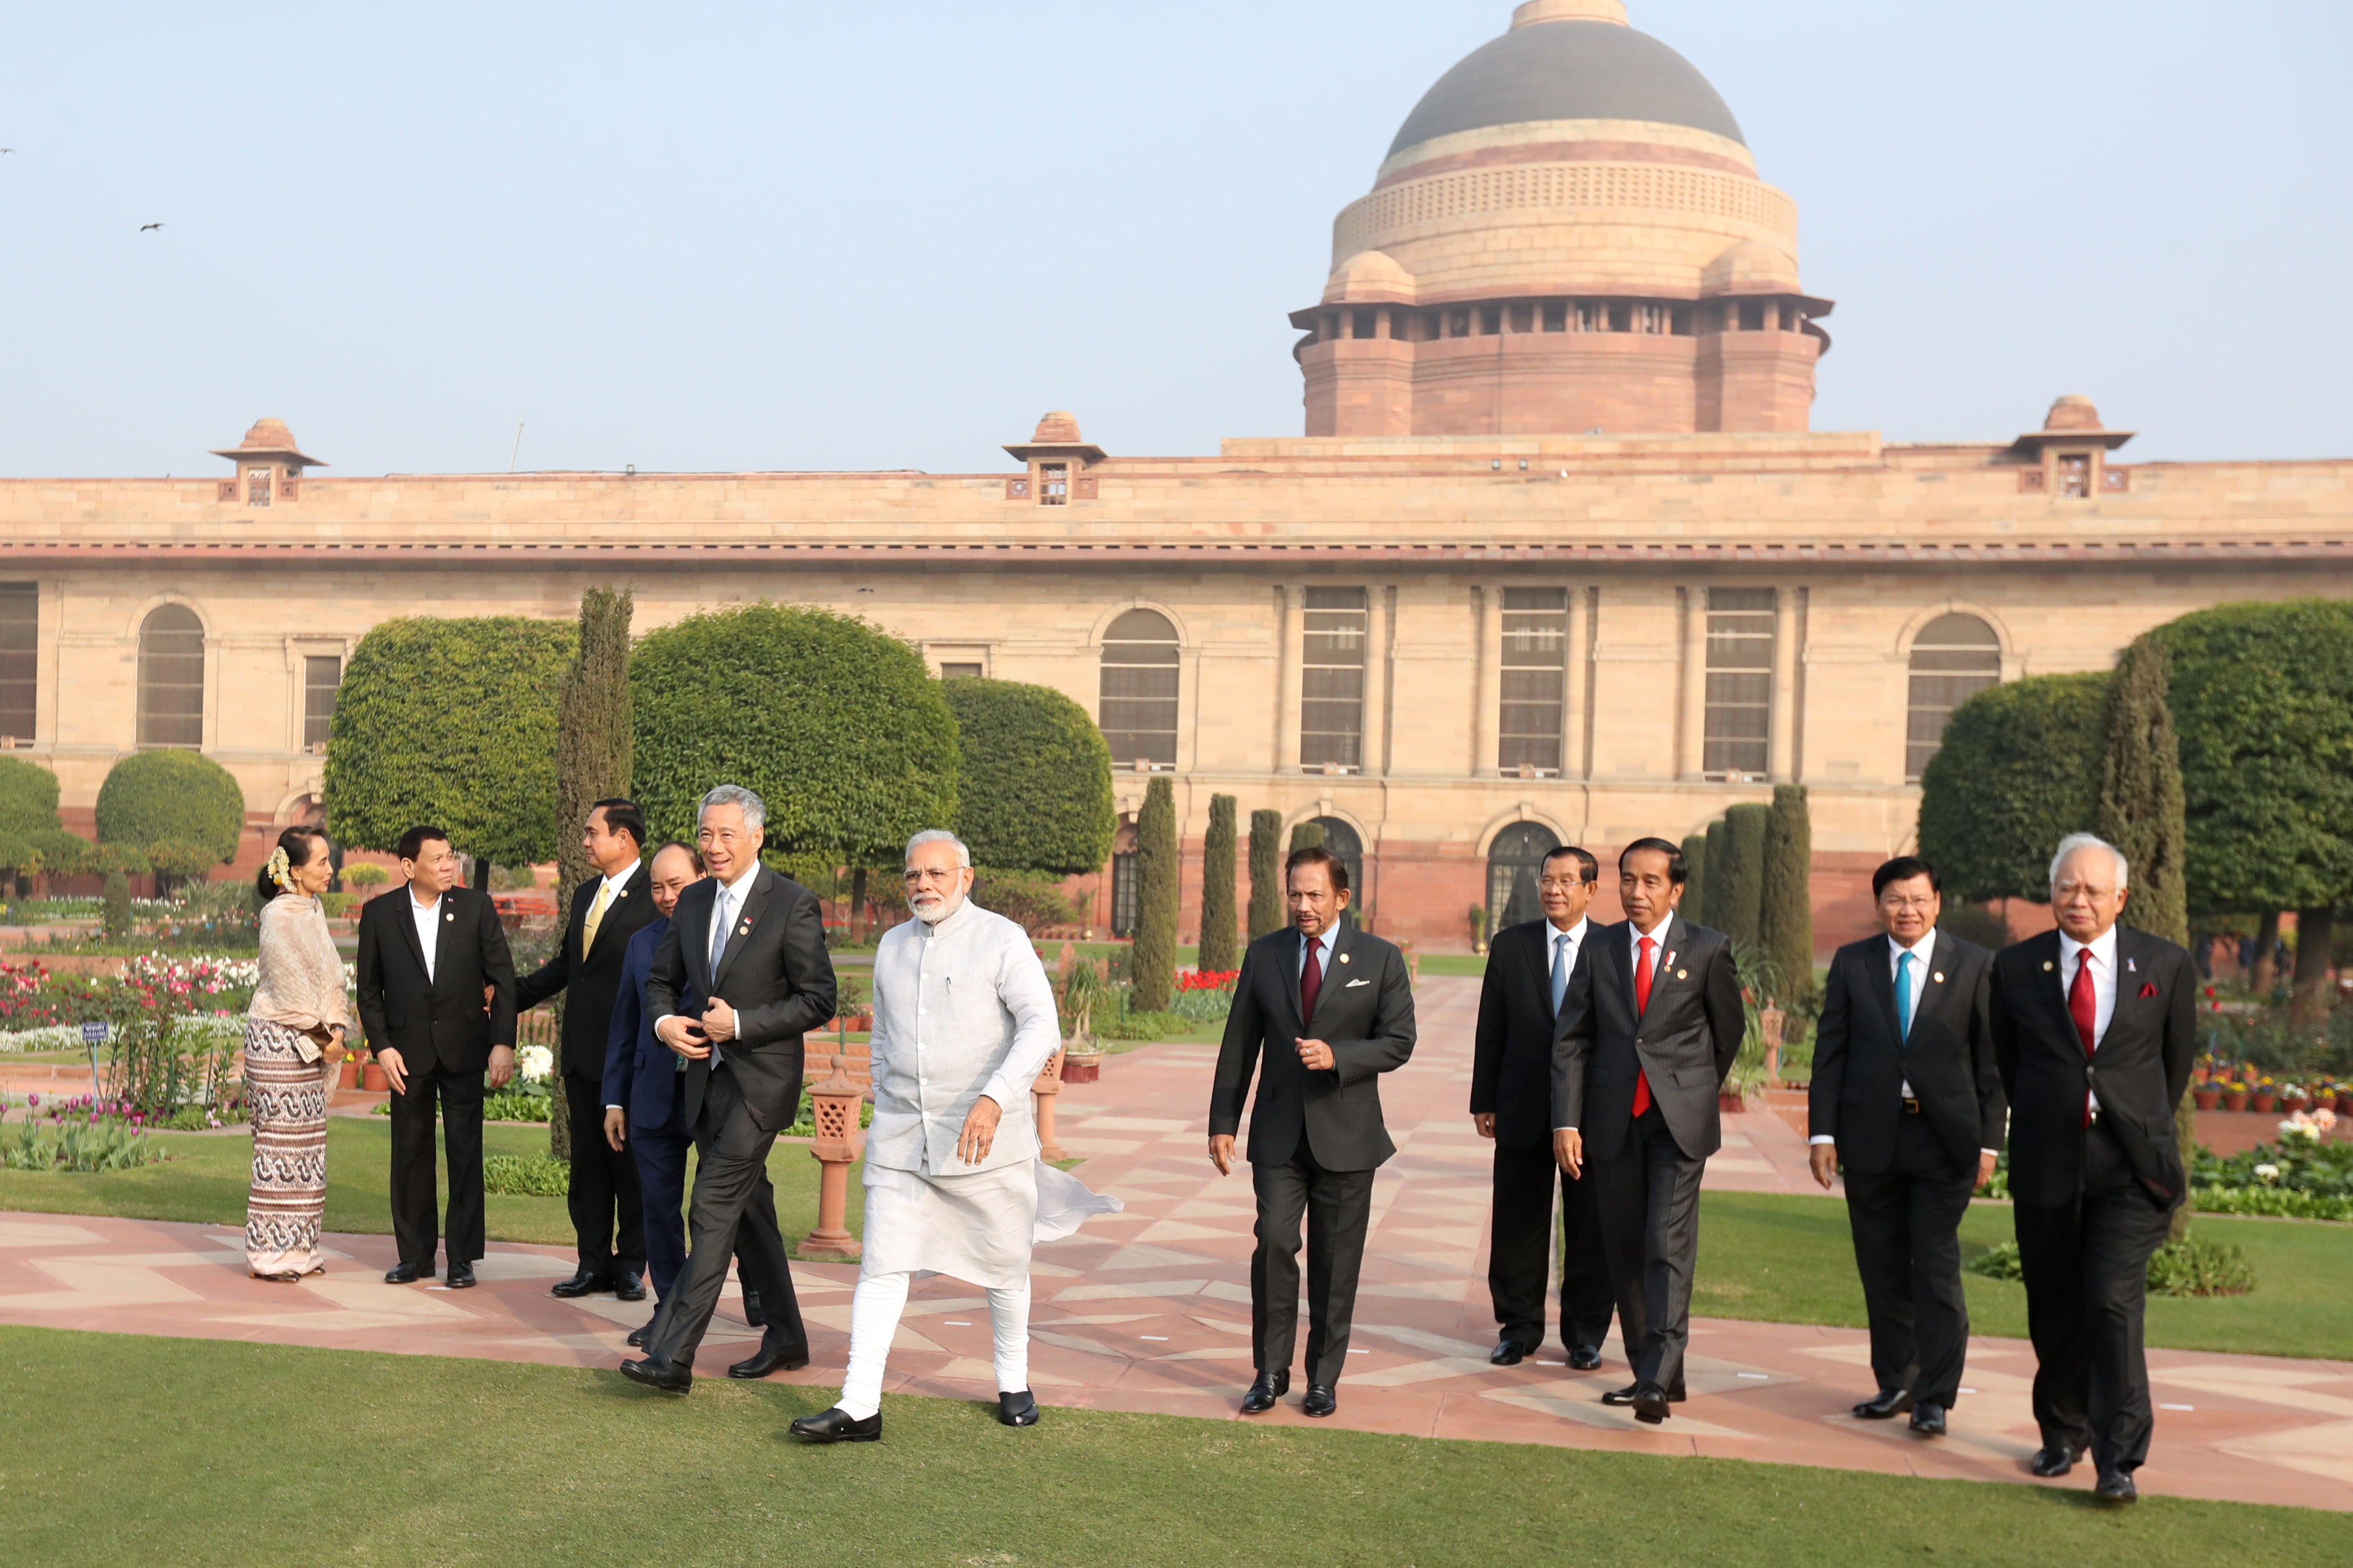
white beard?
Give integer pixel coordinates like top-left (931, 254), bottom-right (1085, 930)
top-left (912, 893), bottom-right (963, 925)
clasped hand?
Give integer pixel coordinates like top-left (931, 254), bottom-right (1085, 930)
top-left (657, 998), bottom-right (738, 1059)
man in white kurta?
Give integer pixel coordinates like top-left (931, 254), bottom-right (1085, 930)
top-left (790, 830), bottom-right (1117, 1443)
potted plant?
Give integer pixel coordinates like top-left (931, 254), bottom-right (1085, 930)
top-left (2220, 1078), bottom-right (2249, 1114)
top-left (2251, 1076), bottom-right (2277, 1115)
top-left (361, 1053), bottom-right (390, 1093)
top-left (336, 1054), bottom-right (361, 1090)
top-left (2282, 1082), bottom-right (2311, 1115)
top-left (2192, 1082), bottom-right (2221, 1112)
top-left (2336, 1082), bottom-right (2353, 1116)
top-left (1469, 905), bottom-right (1489, 957)
top-left (1058, 956), bottom-right (1107, 1084)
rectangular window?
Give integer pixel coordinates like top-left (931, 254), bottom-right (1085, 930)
top-left (938, 662), bottom-right (983, 680)
top-left (1499, 587), bottom-right (1567, 775)
top-left (1040, 463), bottom-right (1068, 505)
top-left (246, 467), bottom-right (272, 507)
top-left (1703, 587), bottom-right (1775, 782)
top-left (0, 584), bottom-right (34, 743)
top-left (1299, 586), bottom-right (1366, 772)
top-left (303, 655), bottom-right (341, 750)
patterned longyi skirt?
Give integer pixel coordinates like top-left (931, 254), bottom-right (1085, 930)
top-left (243, 1017), bottom-right (331, 1279)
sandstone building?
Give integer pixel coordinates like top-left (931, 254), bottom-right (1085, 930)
top-left (1, 1), bottom-right (2345, 950)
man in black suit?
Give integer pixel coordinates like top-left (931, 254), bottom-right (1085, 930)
top-left (1470, 843), bottom-right (1617, 1370)
top-left (355, 825), bottom-right (518, 1288)
top-left (1208, 844), bottom-right (1416, 1420)
top-left (1992, 833), bottom-right (2196, 1503)
top-left (620, 784), bottom-right (835, 1393)
top-left (517, 798), bottom-right (657, 1302)
top-left (1808, 855), bottom-right (2003, 1437)
top-left (1551, 836), bottom-right (1743, 1424)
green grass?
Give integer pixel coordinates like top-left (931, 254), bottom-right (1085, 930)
top-left (0, 1327), bottom-right (2337, 1568)
top-left (1417, 951), bottom-right (1489, 977)
top-left (1694, 1191), bottom-right (2353, 1360)
top-left (0, 1117), bottom-right (863, 1260)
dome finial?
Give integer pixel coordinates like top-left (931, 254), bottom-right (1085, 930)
top-left (1512, 1), bottom-right (1629, 27)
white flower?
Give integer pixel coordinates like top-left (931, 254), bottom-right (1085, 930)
top-left (2280, 1118), bottom-right (2321, 1143)
top-left (2254, 1163), bottom-right (2281, 1183)
top-left (515, 1045), bottom-right (554, 1084)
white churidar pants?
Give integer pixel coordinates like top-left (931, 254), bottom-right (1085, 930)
top-left (837, 1271), bottom-right (1030, 1421)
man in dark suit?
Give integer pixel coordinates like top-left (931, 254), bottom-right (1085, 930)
top-left (620, 784), bottom-right (834, 1393)
top-left (1551, 836), bottom-right (1743, 1424)
top-left (1808, 855), bottom-right (2004, 1436)
top-left (1991, 833), bottom-right (2196, 1503)
top-left (517, 799), bottom-right (657, 1301)
top-left (355, 825), bottom-right (518, 1289)
top-left (1470, 843), bottom-right (1617, 1370)
top-left (601, 840), bottom-right (790, 1366)
top-left (1208, 844), bottom-right (1416, 1420)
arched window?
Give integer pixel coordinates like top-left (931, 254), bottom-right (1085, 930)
top-left (137, 604), bottom-right (205, 748)
top-left (1307, 816), bottom-right (1364, 911)
top-left (1486, 821), bottom-right (1562, 933)
top-left (1907, 613), bottom-right (2002, 782)
top-left (1099, 608), bottom-right (1179, 769)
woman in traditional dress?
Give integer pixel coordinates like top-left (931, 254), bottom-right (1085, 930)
top-left (244, 827), bottom-right (350, 1280)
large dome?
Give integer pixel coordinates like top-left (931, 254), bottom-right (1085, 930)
top-left (1389, 14), bottom-right (1743, 156)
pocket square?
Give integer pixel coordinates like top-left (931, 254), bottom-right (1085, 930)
top-left (2138, 981), bottom-right (2159, 999)
top-left (1345, 977), bottom-right (1371, 988)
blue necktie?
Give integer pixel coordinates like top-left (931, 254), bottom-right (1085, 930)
top-left (709, 888), bottom-right (731, 980)
top-left (1895, 951), bottom-right (1915, 1044)
top-left (1550, 931), bottom-right (1570, 1014)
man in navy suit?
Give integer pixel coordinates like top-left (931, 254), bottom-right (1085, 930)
top-left (601, 840), bottom-right (798, 1372)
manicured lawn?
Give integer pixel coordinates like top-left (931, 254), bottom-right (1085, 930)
top-left (0, 1118), bottom-right (863, 1260)
top-left (1417, 951), bottom-right (1489, 977)
top-left (0, 1327), bottom-right (2336, 1568)
top-left (1694, 1191), bottom-right (2353, 1361)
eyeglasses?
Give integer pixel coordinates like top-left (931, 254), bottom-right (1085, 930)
top-left (1538, 877), bottom-right (1587, 892)
top-left (2052, 881), bottom-right (2113, 900)
top-left (1878, 896), bottom-right (1936, 912)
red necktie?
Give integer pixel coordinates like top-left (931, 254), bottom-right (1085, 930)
top-left (1300, 935), bottom-right (1323, 1026)
top-left (2069, 949), bottom-right (2097, 1128)
top-left (1630, 936), bottom-right (1656, 1119)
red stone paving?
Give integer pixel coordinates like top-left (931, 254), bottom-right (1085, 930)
top-left (3, 975), bottom-right (2349, 1510)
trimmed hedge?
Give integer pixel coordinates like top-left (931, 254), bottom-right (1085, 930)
top-left (1758, 786), bottom-right (1812, 1001)
top-left (95, 751), bottom-right (245, 864)
top-left (0, 758), bottom-right (60, 836)
top-left (1716, 803), bottom-right (1770, 951)
top-left (1197, 794), bottom-right (1239, 974)
top-left (631, 604), bottom-right (958, 861)
top-left (942, 676), bottom-right (1115, 876)
top-left (326, 616), bottom-right (577, 868)
top-left (1916, 672), bottom-right (2107, 904)
top-left (1131, 776), bottom-right (1178, 1013)
top-left (1247, 808), bottom-right (1283, 941)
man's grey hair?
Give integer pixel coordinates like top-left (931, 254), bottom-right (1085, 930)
top-left (2049, 832), bottom-right (2128, 891)
top-left (905, 829), bottom-right (972, 869)
top-left (698, 783), bottom-right (766, 830)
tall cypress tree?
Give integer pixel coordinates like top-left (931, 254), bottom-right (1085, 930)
top-left (1198, 794), bottom-right (1239, 973)
top-left (1718, 803), bottom-right (1771, 953)
top-left (550, 585), bottom-right (634, 1161)
top-left (1700, 816), bottom-right (1730, 930)
top-left (1758, 785), bottom-right (1814, 1003)
top-left (1248, 808), bottom-right (1283, 941)
top-left (1131, 776), bottom-right (1178, 1012)
top-left (1681, 832), bottom-right (1709, 928)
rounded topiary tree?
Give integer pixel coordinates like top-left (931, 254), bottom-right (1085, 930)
top-left (96, 750), bottom-right (246, 866)
top-left (940, 676), bottom-right (1115, 876)
top-left (325, 616), bottom-right (577, 875)
top-left (630, 604), bottom-right (959, 864)
top-left (1916, 672), bottom-right (2108, 904)
top-left (0, 757), bottom-right (61, 836)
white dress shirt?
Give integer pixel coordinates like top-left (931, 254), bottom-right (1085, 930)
top-left (409, 888), bottom-right (442, 983)
top-left (1809, 930), bottom-right (1936, 1147)
top-left (2058, 923), bottom-right (2120, 1115)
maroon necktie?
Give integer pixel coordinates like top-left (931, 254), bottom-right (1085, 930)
top-left (2069, 949), bottom-right (2097, 1127)
top-left (1300, 934), bottom-right (1323, 1026)
top-left (1630, 936), bottom-right (1656, 1119)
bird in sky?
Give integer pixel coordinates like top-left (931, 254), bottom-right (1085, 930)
top-left (140, 222), bottom-right (164, 232)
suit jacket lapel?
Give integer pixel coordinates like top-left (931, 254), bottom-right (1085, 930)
top-left (580, 870), bottom-right (634, 963)
top-left (1305, 926), bottom-right (1347, 1035)
top-left (393, 890), bottom-right (430, 978)
top-left (1634, 916), bottom-right (1681, 1020)
top-left (1866, 936), bottom-right (1903, 1046)
top-left (712, 868), bottom-right (775, 992)
top-left (1535, 925), bottom-right (1561, 1024)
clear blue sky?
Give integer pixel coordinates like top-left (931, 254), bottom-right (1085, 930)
top-left (0, 1), bottom-right (2344, 477)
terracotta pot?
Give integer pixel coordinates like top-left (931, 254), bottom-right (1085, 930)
top-left (362, 1062), bottom-right (389, 1092)
top-left (2193, 1065), bottom-right (2211, 1085)
top-left (1060, 1052), bottom-right (1103, 1084)
top-left (2192, 1088), bottom-right (2220, 1111)
top-left (2250, 1092), bottom-right (2276, 1114)
top-left (2337, 1092), bottom-right (2353, 1116)
top-left (1717, 1090), bottom-right (1747, 1114)
top-left (2222, 1091), bottom-right (2249, 1113)
top-left (338, 1057), bottom-right (361, 1089)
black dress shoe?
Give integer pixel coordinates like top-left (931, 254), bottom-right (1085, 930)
top-left (1302, 1383), bottom-right (1338, 1418)
top-left (619, 1355), bottom-right (693, 1393)
top-left (614, 1269), bottom-right (646, 1303)
top-left (2030, 1443), bottom-right (2086, 1478)
top-left (1630, 1382), bottom-right (1672, 1425)
top-left (445, 1261), bottom-right (476, 1289)
top-left (1853, 1387), bottom-right (1914, 1420)
top-left (1239, 1370), bottom-right (1290, 1413)
top-left (998, 1389), bottom-right (1040, 1427)
top-left (1603, 1382), bottom-right (1688, 1406)
top-left (727, 1342), bottom-right (811, 1380)
top-left (1909, 1402), bottom-right (1947, 1436)
top-left (1568, 1345), bottom-right (1604, 1371)
top-left (383, 1262), bottom-right (423, 1284)
top-left (550, 1269), bottom-right (608, 1299)
top-left (2094, 1470), bottom-right (2138, 1503)
top-left (625, 1324), bottom-right (650, 1349)
top-left (742, 1289), bottom-right (766, 1329)
top-left (789, 1407), bottom-right (880, 1443)
top-left (1490, 1340), bottom-right (1529, 1367)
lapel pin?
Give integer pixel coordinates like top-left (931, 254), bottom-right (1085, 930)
top-left (444, 913), bottom-right (453, 923)
top-left (1676, 968), bottom-right (1688, 980)
top-left (1933, 972), bottom-right (1945, 984)
top-left (1339, 953), bottom-right (1350, 964)
top-left (2127, 956), bottom-right (2138, 973)
top-left (2043, 960), bottom-right (2054, 972)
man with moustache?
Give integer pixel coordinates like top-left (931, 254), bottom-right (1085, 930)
top-left (620, 785), bottom-right (834, 1393)
top-left (1808, 855), bottom-right (2003, 1437)
top-left (1992, 834), bottom-right (2195, 1503)
top-left (1470, 843), bottom-right (1617, 1371)
top-left (790, 830), bottom-right (1118, 1443)
top-left (601, 841), bottom-right (796, 1368)
top-left (1551, 837), bottom-right (1743, 1425)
